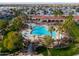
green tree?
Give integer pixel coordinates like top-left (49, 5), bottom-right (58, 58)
top-left (48, 26), bottom-right (55, 43)
top-left (11, 8), bottom-right (22, 17)
top-left (62, 15), bottom-right (79, 42)
top-left (0, 20), bottom-right (7, 29)
top-left (53, 10), bottom-right (58, 16)
top-left (53, 10), bottom-right (63, 16)
top-left (3, 31), bottom-right (23, 51)
top-left (10, 16), bottom-right (23, 31)
top-left (43, 35), bottom-right (51, 46)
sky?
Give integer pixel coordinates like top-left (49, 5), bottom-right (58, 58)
top-left (0, 0), bottom-right (79, 4)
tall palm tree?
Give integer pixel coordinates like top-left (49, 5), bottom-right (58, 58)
top-left (48, 26), bottom-right (55, 42)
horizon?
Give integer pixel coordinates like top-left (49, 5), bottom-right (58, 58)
top-left (0, 3), bottom-right (79, 7)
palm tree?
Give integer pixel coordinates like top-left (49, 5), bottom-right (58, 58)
top-left (57, 10), bottom-right (63, 16)
top-left (63, 15), bottom-right (79, 40)
top-left (53, 10), bottom-right (58, 16)
top-left (53, 10), bottom-right (63, 16)
top-left (43, 36), bottom-right (52, 56)
top-left (61, 15), bottom-right (73, 32)
top-left (48, 26), bottom-right (55, 43)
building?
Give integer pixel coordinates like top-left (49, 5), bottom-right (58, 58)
top-left (31, 15), bottom-right (79, 24)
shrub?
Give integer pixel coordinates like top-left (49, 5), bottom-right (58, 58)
top-left (3, 31), bottom-right (23, 52)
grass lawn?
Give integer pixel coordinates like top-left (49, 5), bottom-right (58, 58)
top-left (36, 43), bottom-right (79, 56)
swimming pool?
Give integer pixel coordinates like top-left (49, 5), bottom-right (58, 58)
top-left (31, 25), bottom-right (62, 40)
top-left (51, 31), bottom-right (62, 40)
top-left (31, 25), bottom-right (50, 36)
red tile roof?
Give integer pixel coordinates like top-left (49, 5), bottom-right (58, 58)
top-left (32, 15), bottom-right (66, 20)
top-left (32, 15), bottom-right (79, 21)
top-left (74, 16), bottom-right (79, 21)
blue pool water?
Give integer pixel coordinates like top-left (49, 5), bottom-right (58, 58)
top-left (31, 25), bottom-right (50, 36)
top-left (31, 26), bottom-right (62, 40)
top-left (51, 31), bottom-right (56, 39)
